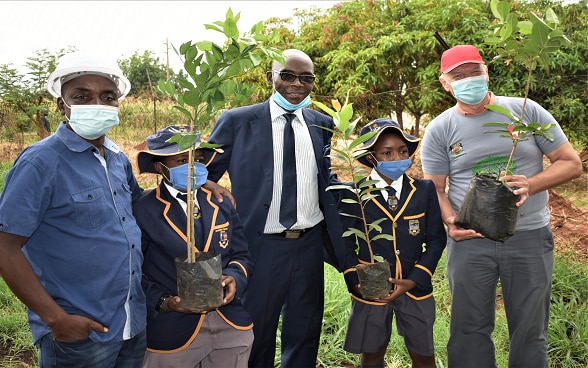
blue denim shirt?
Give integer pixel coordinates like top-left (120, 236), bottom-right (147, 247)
top-left (0, 123), bottom-right (146, 344)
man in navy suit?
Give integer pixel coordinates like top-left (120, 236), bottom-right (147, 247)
top-left (134, 126), bottom-right (254, 368)
top-left (205, 49), bottom-right (355, 367)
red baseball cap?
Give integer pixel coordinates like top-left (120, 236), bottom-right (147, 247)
top-left (440, 45), bottom-right (484, 73)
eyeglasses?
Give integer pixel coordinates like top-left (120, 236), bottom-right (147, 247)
top-left (272, 70), bottom-right (316, 85)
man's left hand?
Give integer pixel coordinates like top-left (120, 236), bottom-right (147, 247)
top-left (203, 180), bottom-right (236, 207)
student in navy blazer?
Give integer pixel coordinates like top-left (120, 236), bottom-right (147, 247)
top-left (134, 126), bottom-right (254, 368)
top-left (339, 119), bottom-right (447, 368)
top-left (204, 49), bottom-right (355, 368)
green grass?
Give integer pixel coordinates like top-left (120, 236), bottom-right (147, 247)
top-left (0, 280), bottom-right (37, 367)
top-left (0, 242), bottom-right (586, 367)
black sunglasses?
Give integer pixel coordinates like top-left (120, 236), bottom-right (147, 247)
top-left (272, 70), bottom-right (316, 85)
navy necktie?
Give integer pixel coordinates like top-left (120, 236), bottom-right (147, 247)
top-left (177, 192), bottom-right (204, 246)
top-left (386, 186), bottom-right (398, 211)
top-left (177, 192), bottom-right (201, 219)
top-left (279, 113), bottom-right (297, 229)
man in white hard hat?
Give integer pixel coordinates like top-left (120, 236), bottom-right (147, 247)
top-left (0, 52), bottom-right (147, 367)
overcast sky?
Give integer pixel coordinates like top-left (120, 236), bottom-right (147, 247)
top-left (0, 1), bottom-right (342, 74)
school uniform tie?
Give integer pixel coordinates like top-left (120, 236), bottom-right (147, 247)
top-left (177, 192), bottom-right (204, 246)
top-left (176, 192), bottom-right (201, 219)
top-left (279, 113), bottom-right (297, 229)
top-left (386, 186), bottom-right (398, 211)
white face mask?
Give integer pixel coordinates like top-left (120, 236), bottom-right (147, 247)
top-left (64, 102), bottom-right (120, 140)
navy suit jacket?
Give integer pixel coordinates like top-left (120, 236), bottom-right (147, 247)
top-left (133, 183), bottom-right (253, 352)
top-left (339, 175), bottom-right (447, 302)
top-left (205, 100), bottom-right (355, 272)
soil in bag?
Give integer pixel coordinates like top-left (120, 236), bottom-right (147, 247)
top-left (356, 260), bottom-right (391, 299)
top-left (456, 174), bottom-right (519, 242)
top-left (175, 252), bottom-right (223, 313)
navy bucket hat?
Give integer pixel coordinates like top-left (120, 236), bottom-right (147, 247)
top-left (137, 125), bottom-right (222, 174)
top-left (355, 118), bottom-right (420, 167)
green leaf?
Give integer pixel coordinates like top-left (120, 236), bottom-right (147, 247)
top-left (195, 41), bottom-right (213, 52)
top-left (518, 21), bottom-right (533, 35)
top-left (185, 45), bottom-right (199, 63)
top-left (372, 255), bottom-right (386, 263)
top-left (312, 101), bottom-right (335, 117)
top-left (349, 131), bottom-right (376, 150)
top-left (340, 213), bottom-right (361, 221)
top-left (178, 134), bottom-right (199, 150)
top-left (204, 23), bottom-right (223, 33)
top-left (485, 104), bottom-right (516, 119)
top-left (372, 234), bottom-right (394, 242)
top-left (199, 142), bottom-right (222, 150)
top-left (327, 184), bottom-right (356, 192)
top-left (367, 222), bottom-right (382, 233)
top-left (358, 179), bottom-right (379, 188)
top-left (343, 228), bottom-right (366, 241)
top-left (490, 0), bottom-right (510, 22)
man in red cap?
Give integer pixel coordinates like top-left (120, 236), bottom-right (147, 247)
top-left (420, 45), bottom-right (582, 367)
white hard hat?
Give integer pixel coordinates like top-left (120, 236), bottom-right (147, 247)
top-left (46, 52), bottom-right (131, 99)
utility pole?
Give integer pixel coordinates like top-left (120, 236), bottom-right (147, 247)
top-left (164, 38), bottom-right (170, 82)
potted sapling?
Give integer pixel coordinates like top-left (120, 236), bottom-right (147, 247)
top-left (455, 0), bottom-right (569, 241)
top-left (157, 9), bottom-right (284, 312)
top-left (314, 94), bottom-right (393, 300)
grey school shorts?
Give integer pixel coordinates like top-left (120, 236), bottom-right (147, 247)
top-left (343, 293), bottom-right (436, 356)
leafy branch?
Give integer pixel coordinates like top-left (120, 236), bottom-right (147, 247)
top-left (313, 94), bottom-right (392, 263)
top-left (482, 0), bottom-right (569, 177)
top-left (157, 8), bottom-right (285, 262)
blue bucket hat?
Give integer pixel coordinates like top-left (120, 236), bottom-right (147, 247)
top-left (137, 125), bottom-right (222, 174)
top-left (355, 118), bottom-right (420, 167)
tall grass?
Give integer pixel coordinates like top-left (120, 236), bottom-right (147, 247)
top-left (0, 267), bottom-right (37, 367)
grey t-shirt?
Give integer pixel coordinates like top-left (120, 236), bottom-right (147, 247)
top-left (420, 96), bottom-right (568, 231)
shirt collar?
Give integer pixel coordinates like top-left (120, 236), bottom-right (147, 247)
top-left (163, 182), bottom-right (200, 208)
top-left (370, 168), bottom-right (403, 196)
top-left (269, 97), bottom-right (304, 123)
top-left (55, 122), bottom-right (120, 153)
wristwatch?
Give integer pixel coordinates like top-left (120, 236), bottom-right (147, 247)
top-left (155, 294), bottom-right (172, 312)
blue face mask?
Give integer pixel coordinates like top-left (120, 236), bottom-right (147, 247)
top-left (272, 91), bottom-right (311, 111)
top-left (64, 103), bottom-right (119, 140)
top-left (167, 162), bottom-right (208, 192)
top-left (449, 75), bottom-right (488, 105)
top-left (374, 158), bottom-right (412, 181)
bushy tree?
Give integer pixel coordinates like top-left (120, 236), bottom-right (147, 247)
top-left (0, 48), bottom-right (71, 139)
top-left (118, 50), bottom-right (169, 98)
top-left (269, 0), bottom-right (587, 149)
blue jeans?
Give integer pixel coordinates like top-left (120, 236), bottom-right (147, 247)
top-left (36, 329), bottom-right (146, 368)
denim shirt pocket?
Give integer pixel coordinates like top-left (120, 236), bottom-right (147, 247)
top-left (71, 187), bottom-right (110, 228)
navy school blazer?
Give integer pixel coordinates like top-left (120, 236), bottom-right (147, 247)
top-left (133, 183), bottom-right (253, 352)
top-left (339, 175), bottom-right (447, 303)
